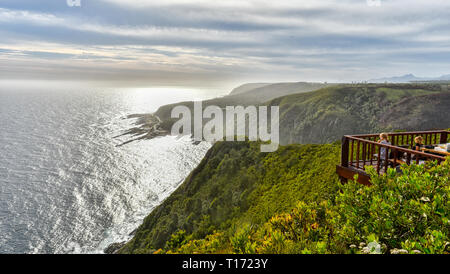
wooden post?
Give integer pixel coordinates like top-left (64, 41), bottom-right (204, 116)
top-left (350, 140), bottom-right (354, 167)
top-left (341, 136), bottom-right (349, 167)
top-left (440, 131), bottom-right (448, 144)
top-left (339, 136), bottom-right (350, 184)
top-left (376, 145), bottom-right (381, 174)
top-left (362, 142), bottom-right (366, 169)
top-left (384, 146), bottom-right (389, 173)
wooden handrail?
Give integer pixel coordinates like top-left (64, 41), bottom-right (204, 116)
top-left (338, 130), bottom-right (449, 183)
top-left (352, 130), bottom-right (448, 139)
top-left (345, 136), bottom-right (446, 161)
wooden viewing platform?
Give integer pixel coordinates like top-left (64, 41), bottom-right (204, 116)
top-left (337, 130), bottom-right (449, 185)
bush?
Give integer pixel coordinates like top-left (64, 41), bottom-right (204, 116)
top-left (120, 142), bottom-right (341, 253)
top-left (168, 160), bottom-right (449, 254)
top-left (336, 160), bottom-right (449, 253)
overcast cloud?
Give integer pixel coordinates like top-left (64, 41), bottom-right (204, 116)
top-left (1, 0), bottom-right (449, 88)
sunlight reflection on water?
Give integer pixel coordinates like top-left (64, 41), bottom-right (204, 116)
top-left (0, 85), bottom-right (226, 253)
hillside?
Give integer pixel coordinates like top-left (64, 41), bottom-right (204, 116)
top-left (166, 159), bottom-right (449, 254)
top-left (154, 82), bottom-right (331, 123)
top-left (118, 141), bottom-right (341, 253)
top-left (227, 82), bottom-right (332, 101)
top-left (117, 140), bottom-right (450, 254)
top-left (379, 92), bottom-right (450, 130)
top-left (228, 83), bottom-right (271, 95)
top-left (268, 83), bottom-right (449, 144)
top-left (117, 82), bottom-right (331, 145)
top-left (119, 83), bottom-right (449, 146)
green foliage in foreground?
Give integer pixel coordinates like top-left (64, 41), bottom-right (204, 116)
top-left (166, 160), bottom-right (450, 254)
top-left (119, 141), bottom-right (341, 254)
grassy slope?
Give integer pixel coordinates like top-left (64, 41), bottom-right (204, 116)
top-left (268, 83), bottom-right (448, 144)
top-left (119, 141), bottom-right (341, 253)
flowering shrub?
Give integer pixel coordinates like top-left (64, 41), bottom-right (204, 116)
top-left (167, 160), bottom-right (449, 254)
top-left (166, 232), bottom-right (225, 254)
top-left (336, 160), bottom-right (449, 254)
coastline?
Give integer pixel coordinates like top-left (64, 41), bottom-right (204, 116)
top-left (104, 116), bottom-right (204, 253)
top-left (114, 114), bottom-right (169, 146)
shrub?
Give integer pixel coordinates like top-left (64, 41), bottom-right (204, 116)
top-left (336, 160), bottom-right (449, 253)
top-left (168, 160), bottom-right (449, 254)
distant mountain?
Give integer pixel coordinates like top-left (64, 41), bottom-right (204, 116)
top-left (369, 74), bottom-right (450, 83)
top-left (437, 74), bottom-right (450, 81)
top-left (153, 82), bottom-right (331, 130)
top-left (227, 82), bottom-right (333, 102)
top-left (369, 74), bottom-right (422, 83)
top-left (228, 83), bottom-right (271, 95)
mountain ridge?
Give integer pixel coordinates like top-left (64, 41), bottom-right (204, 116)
top-left (369, 73), bottom-right (450, 83)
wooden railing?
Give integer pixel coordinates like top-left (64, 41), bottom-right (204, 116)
top-left (341, 130), bottom-right (448, 174)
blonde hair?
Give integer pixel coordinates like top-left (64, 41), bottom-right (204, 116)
top-left (380, 133), bottom-right (389, 140)
top-left (415, 136), bottom-right (424, 143)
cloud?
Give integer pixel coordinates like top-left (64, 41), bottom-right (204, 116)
top-left (0, 0), bottom-right (449, 86)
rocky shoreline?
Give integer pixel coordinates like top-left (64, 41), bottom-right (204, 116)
top-left (114, 114), bottom-right (169, 146)
top-left (104, 241), bottom-right (126, 254)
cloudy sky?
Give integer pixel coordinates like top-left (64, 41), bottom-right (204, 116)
top-left (1, 0), bottom-right (450, 88)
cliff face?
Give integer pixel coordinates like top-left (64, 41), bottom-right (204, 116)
top-left (119, 141), bottom-right (341, 254)
top-left (269, 84), bottom-right (449, 144)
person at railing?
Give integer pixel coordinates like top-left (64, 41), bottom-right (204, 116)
top-left (377, 133), bottom-right (391, 162)
top-left (413, 136), bottom-right (424, 151)
top-left (413, 136), bottom-right (438, 160)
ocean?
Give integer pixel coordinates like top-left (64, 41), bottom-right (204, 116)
top-left (0, 85), bottom-right (221, 253)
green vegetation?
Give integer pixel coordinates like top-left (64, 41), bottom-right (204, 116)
top-left (379, 92), bottom-right (450, 131)
top-left (123, 83), bottom-right (449, 146)
top-left (118, 141), bottom-right (341, 253)
top-left (117, 82), bottom-right (450, 254)
top-left (119, 134), bottom-right (449, 254)
top-left (165, 160), bottom-right (450, 254)
top-left (375, 87), bottom-right (435, 101)
top-left (269, 83), bottom-right (448, 144)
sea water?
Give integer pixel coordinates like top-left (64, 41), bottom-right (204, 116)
top-left (0, 84), bottom-right (222, 253)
